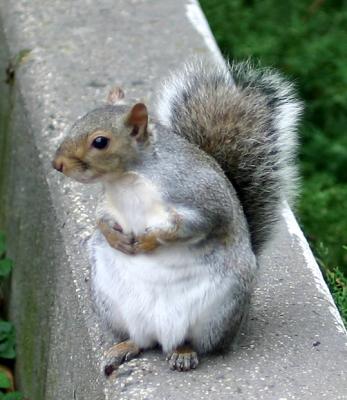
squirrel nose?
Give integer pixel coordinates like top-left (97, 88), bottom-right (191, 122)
top-left (52, 158), bottom-right (64, 173)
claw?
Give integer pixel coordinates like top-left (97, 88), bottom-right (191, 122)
top-left (168, 351), bottom-right (179, 370)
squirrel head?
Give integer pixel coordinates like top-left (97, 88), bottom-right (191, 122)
top-left (52, 102), bottom-right (150, 183)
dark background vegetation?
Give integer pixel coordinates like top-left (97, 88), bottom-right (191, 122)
top-left (200, 0), bottom-right (347, 322)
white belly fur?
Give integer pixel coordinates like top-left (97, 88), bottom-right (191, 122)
top-left (90, 234), bottom-right (233, 352)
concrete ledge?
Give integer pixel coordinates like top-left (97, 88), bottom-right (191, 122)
top-left (0, 1), bottom-right (346, 399)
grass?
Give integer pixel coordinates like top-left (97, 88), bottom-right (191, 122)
top-left (199, 0), bottom-right (347, 323)
top-left (326, 265), bottom-right (347, 325)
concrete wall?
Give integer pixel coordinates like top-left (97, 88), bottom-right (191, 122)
top-left (0, 1), bottom-right (346, 399)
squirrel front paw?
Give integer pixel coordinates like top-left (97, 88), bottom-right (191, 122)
top-left (132, 230), bottom-right (161, 253)
top-left (97, 219), bottom-right (161, 255)
top-left (132, 217), bottom-right (180, 254)
top-left (97, 217), bottom-right (179, 255)
top-left (97, 219), bottom-right (136, 255)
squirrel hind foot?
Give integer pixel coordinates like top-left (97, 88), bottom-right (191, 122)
top-left (104, 339), bottom-right (141, 377)
top-left (166, 345), bottom-right (199, 372)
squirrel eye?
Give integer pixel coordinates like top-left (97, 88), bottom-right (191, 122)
top-left (92, 136), bottom-right (109, 149)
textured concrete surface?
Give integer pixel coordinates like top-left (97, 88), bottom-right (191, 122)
top-left (0, 0), bottom-right (346, 399)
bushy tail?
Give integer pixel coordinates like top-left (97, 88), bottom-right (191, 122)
top-left (156, 59), bottom-right (302, 254)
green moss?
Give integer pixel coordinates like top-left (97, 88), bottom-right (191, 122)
top-left (19, 289), bottom-right (37, 385)
top-left (0, 78), bottom-right (12, 217)
top-left (15, 282), bottom-right (47, 400)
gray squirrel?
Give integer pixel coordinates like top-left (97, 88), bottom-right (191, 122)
top-left (52, 59), bottom-right (301, 373)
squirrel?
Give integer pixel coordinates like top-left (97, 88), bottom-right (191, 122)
top-left (52, 59), bottom-right (301, 374)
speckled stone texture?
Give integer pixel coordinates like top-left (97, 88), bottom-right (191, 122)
top-left (0, 1), bottom-right (346, 399)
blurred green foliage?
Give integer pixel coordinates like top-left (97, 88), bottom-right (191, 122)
top-left (0, 233), bottom-right (13, 279)
top-left (200, 0), bottom-right (347, 320)
top-left (0, 391), bottom-right (23, 400)
top-left (0, 234), bottom-right (16, 361)
top-left (0, 233), bottom-right (22, 398)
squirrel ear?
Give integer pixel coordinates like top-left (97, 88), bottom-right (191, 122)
top-left (126, 103), bottom-right (148, 142)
